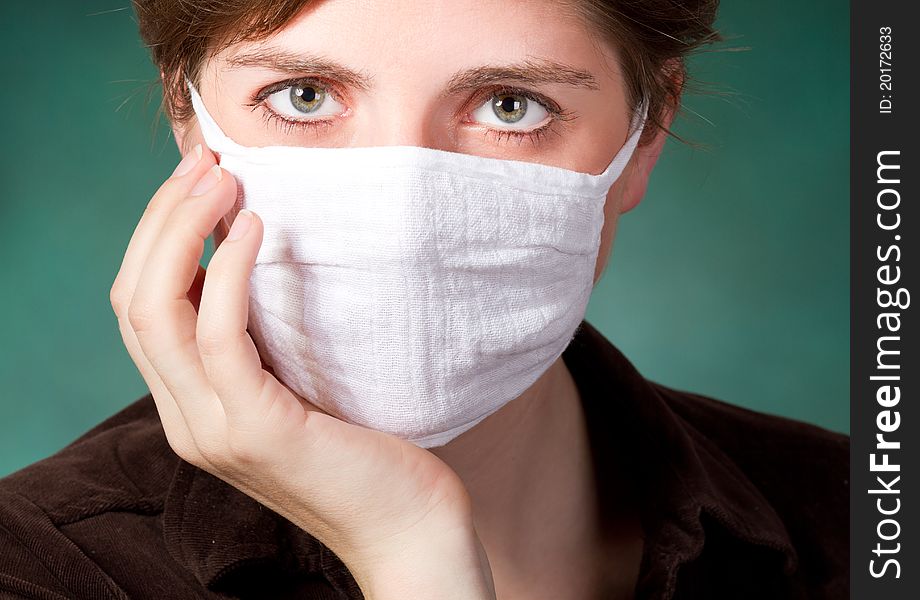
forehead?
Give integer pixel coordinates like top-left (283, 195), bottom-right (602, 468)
top-left (209, 0), bottom-right (622, 88)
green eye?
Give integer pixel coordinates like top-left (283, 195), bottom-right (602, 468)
top-left (492, 94), bottom-right (528, 123)
top-left (265, 81), bottom-right (345, 121)
top-left (290, 85), bottom-right (325, 113)
top-left (471, 90), bottom-right (551, 132)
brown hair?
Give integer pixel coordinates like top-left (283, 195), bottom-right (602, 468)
top-left (133, 0), bottom-right (721, 146)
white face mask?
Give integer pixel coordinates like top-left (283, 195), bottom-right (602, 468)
top-left (188, 82), bottom-right (647, 448)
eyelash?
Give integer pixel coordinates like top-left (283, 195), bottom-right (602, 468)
top-left (468, 85), bottom-right (576, 147)
top-left (245, 77), bottom-right (576, 146)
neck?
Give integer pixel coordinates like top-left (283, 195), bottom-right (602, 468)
top-left (430, 357), bottom-right (622, 598)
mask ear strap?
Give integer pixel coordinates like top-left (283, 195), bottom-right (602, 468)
top-left (186, 79), bottom-right (243, 156)
top-left (594, 98), bottom-right (649, 185)
top-left (629, 98), bottom-right (650, 138)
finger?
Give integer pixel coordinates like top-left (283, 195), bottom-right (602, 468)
top-left (130, 164), bottom-right (238, 430)
top-left (114, 312), bottom-right (200, 460)
top-left (112, 145), bottom-right (214, 305)
top-left (199, 210), bottom-right (332, 435)
top-left (196, 209), bottom-right (273, 424)
top-left (110, 146), bottom-right (217, 456)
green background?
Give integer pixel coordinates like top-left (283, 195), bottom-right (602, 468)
top-left (0, 1), bottom-right (849, 477)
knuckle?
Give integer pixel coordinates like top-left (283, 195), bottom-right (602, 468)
top-left (152, 176), bottom-right (185, 206)
top-left (139, 184), bottom-right (175, 224)
top-left (226, 434), bottom-right (264, 467)
top-left (109, 281), bottom-right (132, 317)
top-left (127, 298), bottom-right (157, 335)
top-left (195, 433), bottom-right (232, 470)
top-left (165, 434), bottom-right (202, 466)
top-left (196, 324), bottom-right (231, 358)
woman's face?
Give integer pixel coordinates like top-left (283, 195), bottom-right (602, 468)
top-left (184, 0), bottom-right (664, 283)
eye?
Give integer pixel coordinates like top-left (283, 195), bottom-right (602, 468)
top-left (470, 91), bottom-right (551, 130)
top-left (265, 82), bottom-right (345, 119)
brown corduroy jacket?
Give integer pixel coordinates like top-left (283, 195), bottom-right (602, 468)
top-left (0, 320), bottom-right (849, 599)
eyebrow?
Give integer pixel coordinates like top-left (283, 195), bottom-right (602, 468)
top-left (443, 58), bottom-right (600, 94)
top-left (225, 49), bottom-right (600, 94)
top-left (227, 49), bottom-right (374, 91)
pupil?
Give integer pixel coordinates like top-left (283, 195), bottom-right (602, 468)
top-left (500, 96), bottom-right (517, 113)
top-left (297, 87), bottom-right (317, 102)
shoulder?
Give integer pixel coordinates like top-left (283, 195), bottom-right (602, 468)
top-left (0, 394), bottom-right (176, 521)
top-left (651, 381), bottom-right (849, 595)
top-left (651, 380), bottom-right (849, 486)
top-left (0, 395), bottom-right (176, 600)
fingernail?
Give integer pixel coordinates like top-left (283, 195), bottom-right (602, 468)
top-left (172, 144), bottom-right (202, 178)
top-left (191, 165), bottom-right (222, 196)
top-left (226, 209), bottom-right (252, 241)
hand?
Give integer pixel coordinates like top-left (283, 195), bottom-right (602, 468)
top-left (109, 144), bottom-right (496, 600)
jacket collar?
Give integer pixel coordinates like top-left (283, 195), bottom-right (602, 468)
top-left (562, 322), bottom-right (799, 597)
top-left (162, 319), bottom-right (797, 598)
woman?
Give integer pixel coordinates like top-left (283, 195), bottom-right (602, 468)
top-left (0, 0), bottom-right (848, 599)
